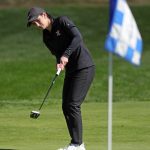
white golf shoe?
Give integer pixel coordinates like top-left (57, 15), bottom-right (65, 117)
top-left (57, 143), bottom-right (86, 150)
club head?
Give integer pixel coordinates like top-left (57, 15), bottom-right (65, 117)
top-left (30, 110), bottom-right (40, 119)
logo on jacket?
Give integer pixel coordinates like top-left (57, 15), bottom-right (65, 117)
top-left (56, 30), bottom-right (61, 36)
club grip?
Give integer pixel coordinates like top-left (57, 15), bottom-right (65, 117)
top-left (56, 68), bottom-right (61, 76)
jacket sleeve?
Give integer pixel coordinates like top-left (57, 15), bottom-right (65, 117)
top-left (59, 16), bottom-right (83, 58)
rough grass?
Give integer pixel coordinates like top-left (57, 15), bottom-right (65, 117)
top-left (0, 0), bottom-right (150, 7)
top-left (0, 6), bottom-right (149, 102)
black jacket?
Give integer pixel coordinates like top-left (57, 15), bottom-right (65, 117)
top-left (43, 16), bottom-right (94, 73)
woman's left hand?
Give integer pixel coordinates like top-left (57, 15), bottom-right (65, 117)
top-left (57, 56), bottom-right (68, 71)
top-left (60, 56), bottom-right (68, 67)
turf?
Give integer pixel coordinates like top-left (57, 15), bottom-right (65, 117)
top-left (0, 101), bottom-right (150, 150)
top-left (0, 5), bottom-right (150, 150)
top-left (0, 5), bottom-right (149, 102)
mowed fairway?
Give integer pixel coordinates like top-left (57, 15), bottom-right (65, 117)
top-left (0, 102), bottom-right (150, 150)
top-left (0, 4), bottom-right (150, 150)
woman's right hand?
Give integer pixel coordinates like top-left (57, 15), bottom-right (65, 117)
top-left (57, 63), bottom-right (65, 71)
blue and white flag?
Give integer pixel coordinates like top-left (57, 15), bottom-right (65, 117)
top-left (105, 0), bottom-right (143, 65)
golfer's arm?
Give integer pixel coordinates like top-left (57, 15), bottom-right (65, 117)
top-left (63, 27), bottom-right (82, 58)
top-left (60, 16), bottom-right (83, 58)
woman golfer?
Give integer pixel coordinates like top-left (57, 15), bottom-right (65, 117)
top-left (27, 7), bottom-right (95, 150)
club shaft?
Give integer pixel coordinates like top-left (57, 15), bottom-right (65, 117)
top-left (38, 74), bottom-right (58, 110)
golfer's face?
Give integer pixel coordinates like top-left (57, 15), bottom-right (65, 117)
top-left (32, 13), bottom-right (49, 30)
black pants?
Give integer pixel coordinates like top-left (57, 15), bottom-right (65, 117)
top-left (62, 66), bottom-right (95, 145)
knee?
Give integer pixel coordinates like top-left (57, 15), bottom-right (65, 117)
top-left (62, 103), bottom-right (81, 116)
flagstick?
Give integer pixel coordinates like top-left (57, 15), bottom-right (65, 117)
top-left (108, 52), bottom-right (113, 150)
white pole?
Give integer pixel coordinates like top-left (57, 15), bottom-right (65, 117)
top-left (108, 52), bottom-right (113, 150)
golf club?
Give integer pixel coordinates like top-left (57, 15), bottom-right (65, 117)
top-left (30, 68), bottom-right (61, 119)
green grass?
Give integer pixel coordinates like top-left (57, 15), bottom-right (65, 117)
top-left (0, 101), bottom-right (150, 150)
top-left (0, 5), bottom-right (150, 150)
top-left (0, 5), bottom-right (149, 102)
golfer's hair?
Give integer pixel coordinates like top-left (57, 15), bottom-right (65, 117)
top-left (46, 13), bottom-right (53, 23)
